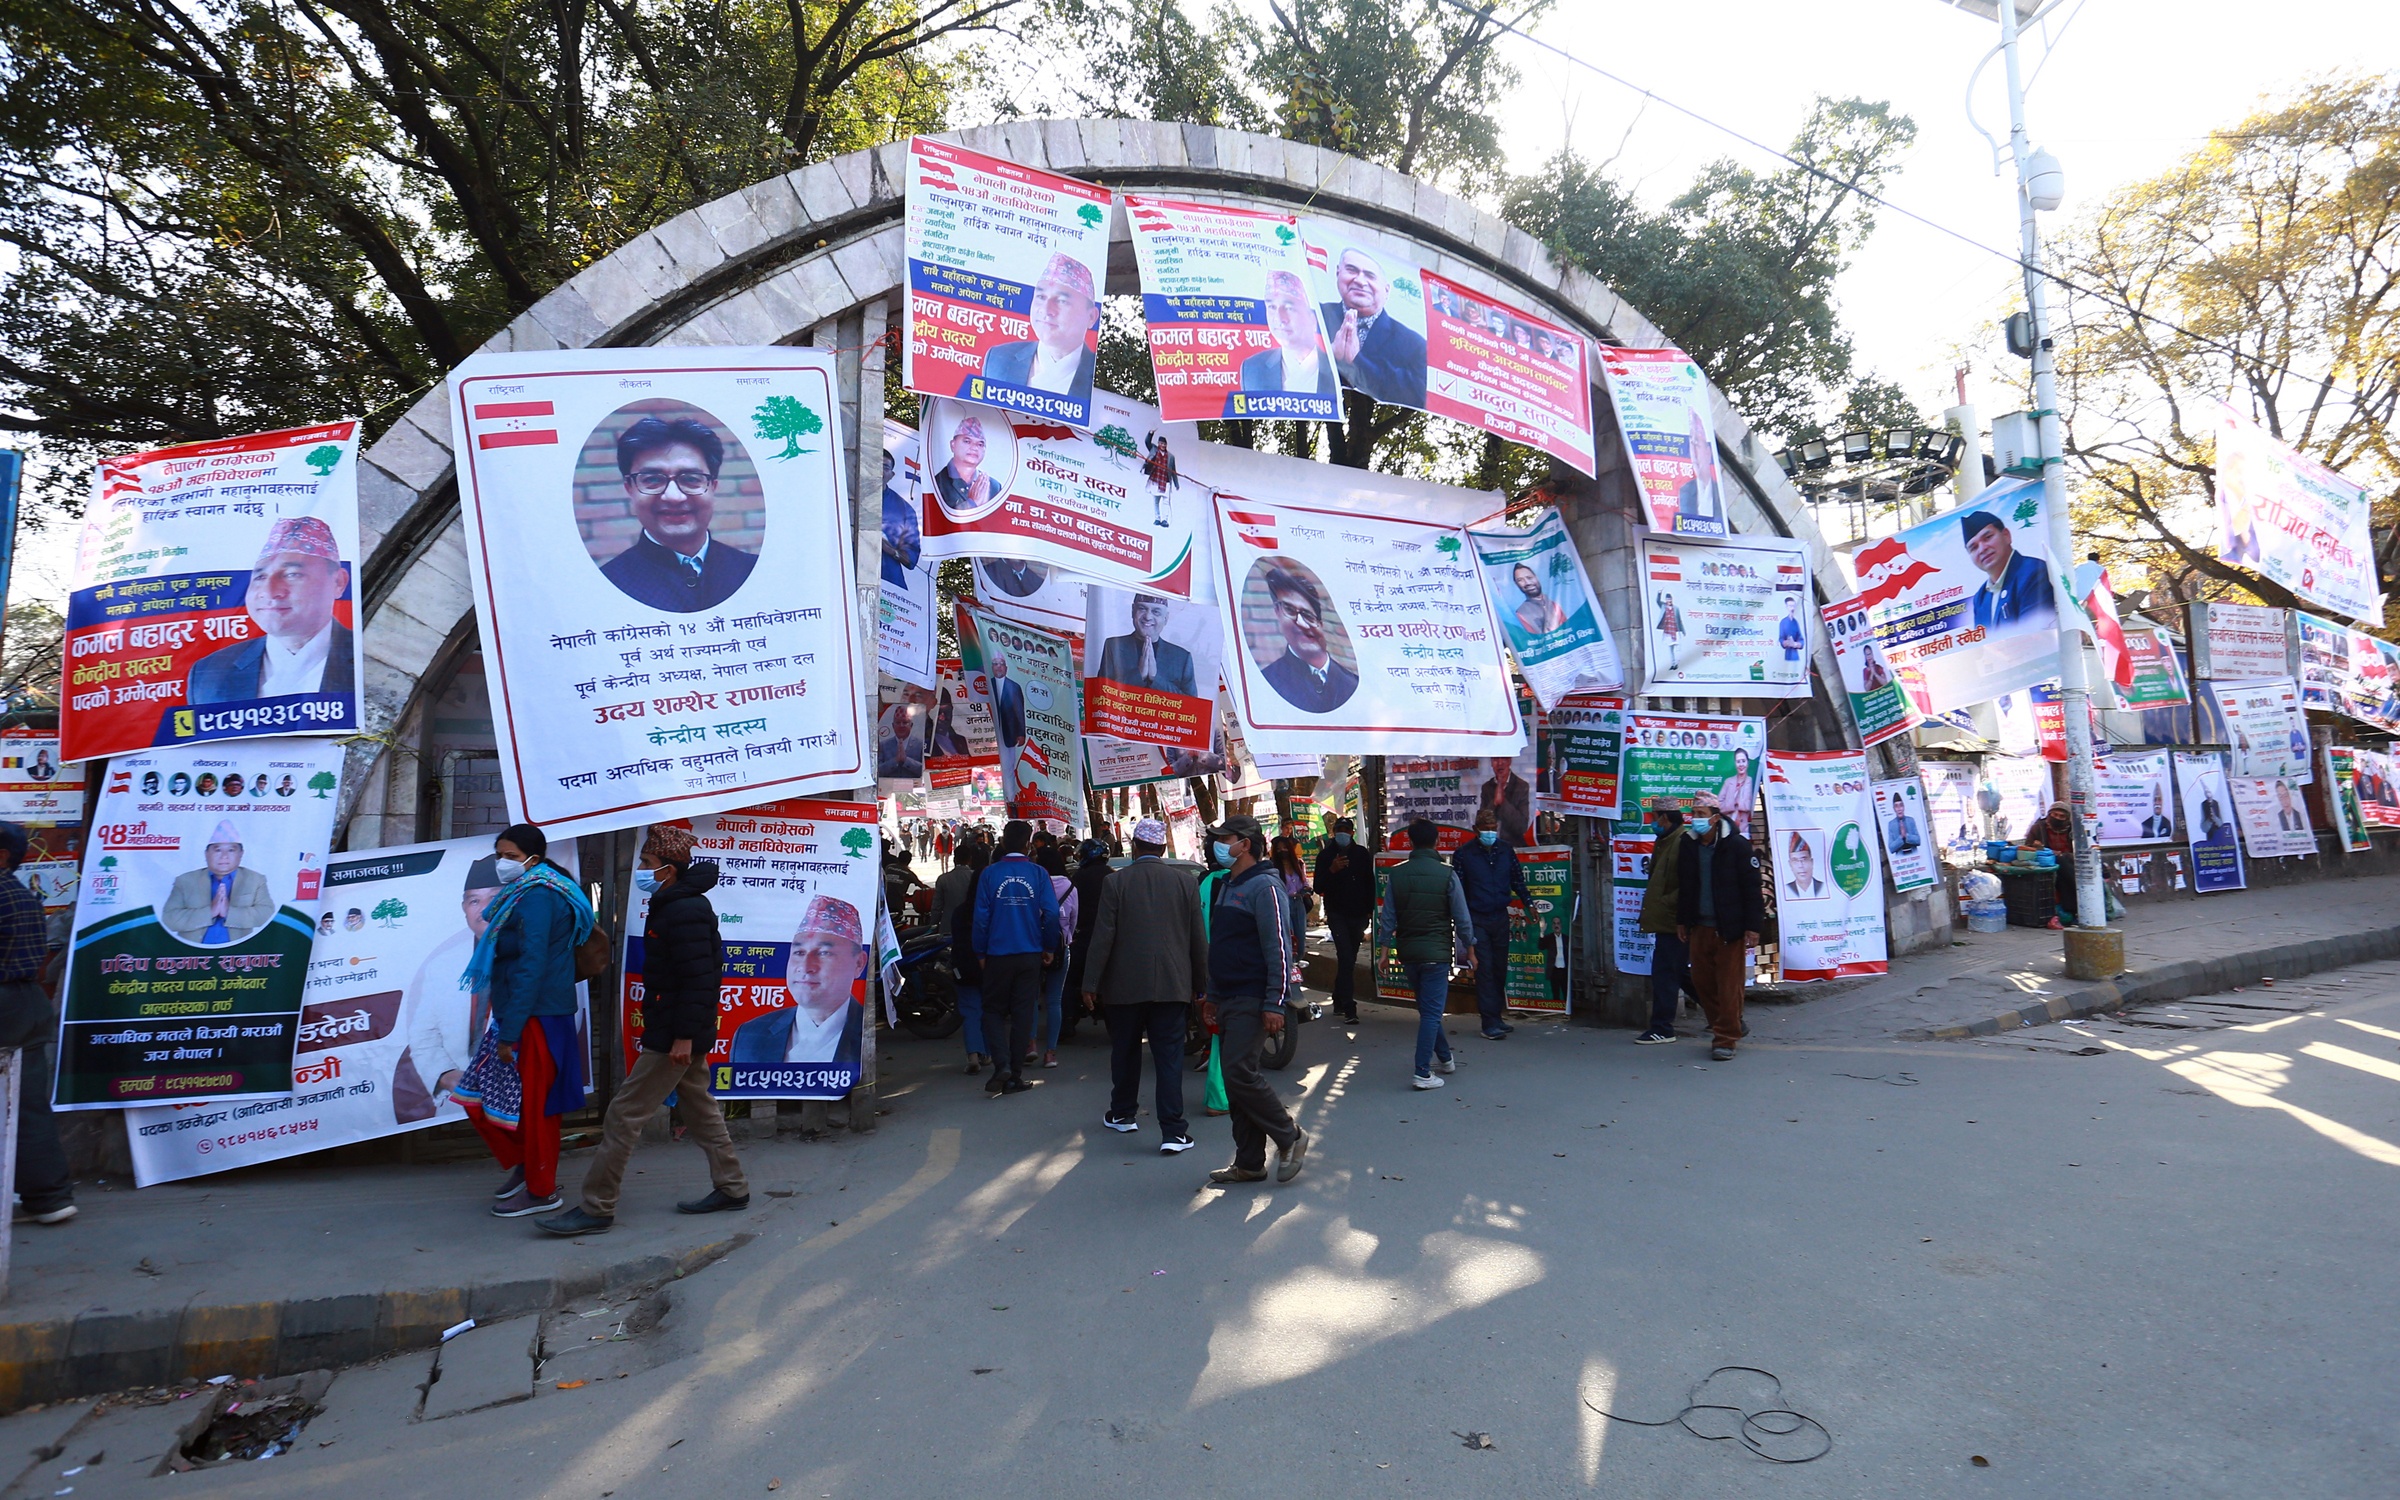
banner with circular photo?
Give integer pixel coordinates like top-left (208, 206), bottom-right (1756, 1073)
top-left (877, 420), bottom-right (938, 691)
top-left (1763, 749), bottom-right (1887, 982)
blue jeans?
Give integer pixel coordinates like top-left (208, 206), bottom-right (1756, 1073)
top-left (1647, 930), bottom-right (1688, 1035)
top-left (1041, 965), bottom-right (1066, 1053)
top-left (1471, 918), bottom-right (1509, 1031)
top-left (956, 982), bottom-right (985, 1058)
top-left (1408, 962), bottom-right (1455, 1077)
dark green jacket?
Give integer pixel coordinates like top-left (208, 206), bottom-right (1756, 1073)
top-left (1639, 823), bottom-right (1692, 935)
top-left (1376, 850), bottom-right (1474, 966)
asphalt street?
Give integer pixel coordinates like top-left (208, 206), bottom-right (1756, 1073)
top-left (20, 967), bottom-right (2400, 1499)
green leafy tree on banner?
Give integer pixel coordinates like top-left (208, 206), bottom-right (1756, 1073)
top-left (841, 827), bottom-right (873, 858)
top-left (307, 771), bottom-right (336, 798)
top-left (303, 445), bottom-right (343, 477)
top-left (371, 896), bottom-right (408, 927)
top-left (1092, 424), bottom-right (1138, 459)
top-left (1077, 203), bottom-right (1105, 229)
top-left (753, 396), bottom-right (823, 459)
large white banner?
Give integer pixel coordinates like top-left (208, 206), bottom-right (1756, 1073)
top-left (65, 422), bottom-right (364, 764)
top-left (2212, 676), bottom-right (2311, 782)
top-left (2213, 400), bottom-right (2379, 624)
top-left (125, 837), bottom-right (591, 1186)
top-left (1763, 750), bottom-right (1887, 982)
top-left (1871, 776), bottom-right (1937, 893)
top-left (1467, 510), bottom-right (1623, 709)
top-left (1921, 760), bottom-right (1983, 859)
top-left (2093, 747), bottom-right (2176, 845)
top-left (902, 137), bottom-right (1113, 429)
top-left (956, 603), bottom-right (1084, 831)
top-left (1640, 534), bottom-right (1811, 698)
top-left (2189, 601), bottom-right (2296, 681)
top-left (56, 740), bottom-right (343, 1110)
top-left (877, 421), bottom-right (938, 690)
top-left (1125, 194), bottom-right (1342, 425)
top-left (2230, 776), bottom-right (2316, 859)
top-left (1845, 478), bottom-right (2080, 717)
top-left (1597, 347), bottom-right (1727, 538)
top-left (446, 347), bottom-right (870, 837)
top-left (1201, 456), bottom-right (1521, 757)
top-left (922, 392), bottom-right (1208, 597)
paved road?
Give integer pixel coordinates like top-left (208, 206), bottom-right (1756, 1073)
top-left (17, 971), bottom-right (2400, 1498)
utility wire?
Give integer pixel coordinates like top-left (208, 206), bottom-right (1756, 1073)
top-left (1440, 0), bottom-right (2375, 413)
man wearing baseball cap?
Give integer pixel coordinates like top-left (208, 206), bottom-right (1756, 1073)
top-left (1082, 817), bottom-right (1209, 1154)
top-left (189, 515), bottom-right (355, 704)
top-left (978, 252), bottom-right (1100, 408)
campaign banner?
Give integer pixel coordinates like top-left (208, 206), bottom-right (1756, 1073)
top-left (2354, 747), bottom-right (2400, 830)
top-left (1385, 760), bottom-right (1481, 851)
top-left (2120, 626), bottom-right (2190, 709)
top-left (876, 678), bottom-right (934, 791)
top-left (1534, 693), bottom-right (1623, 819)
top-left (2210, 676), bottom-right (2311, 782)
top-left (65, 422), bottom-right (363, 763)
top-left (1618, 712), bottom-right (1766, 836)
top-left (1421, 272), bottom-right (1597, 476)
top-left (1763, 751), bottom-right (1887, 982)
top-left (1984, 753), bottom-right (2052, 844)
top-left (2026, 682), bottom-right (2109, 763)
top-left (124, 837), bottom-right (592, 1186)
top-left (1641, 534), bottom-right (1811, 697)
top-left (1508, 845), bottom-right (1573, 1013)
top-left (0, 727), bottom-right (77, 821)
top-left (1123, 194), bottom-right (1340, 424)
top-left (2230, 776), bottom-right (2316, 858)
top-left (447, 347), bottom-right (870, 838)
top-left (1084, 734), bottom-right (1177, 790)
top-left (2295, 611), bottom-right (2400, 732)
top-left (2327, 747), bottom-right (2378, 848)
top-left (956, 604), bottom-right (1083, 830)
top-left (1824, 596), bottom-right (1921, 749)
top-left (1609, 831), bottom-right (1655, 977)
top-left (922, 393), bottom-right (1205, 597)
top-left (925, 657), bottom-right (997, 789)
top-left (2212, 400), bottom-right (2379, 623)
top-left (1297, 215), bottom-right (1430, 415)
top-left (1467, 510), bottom-right (1622, 708)
top-left (1081, 585), bottom-right (1221, 751)
top-left (2188, 601), bottom-right (2296, 681)
top-left (1844, 478), bottom-right (2078, 717)
top-left (1596, 347), bottom-right (1726, 538)
top-left (18, 824), bottom-right (86, 916)
top-left (902, 137), bottom-right (1112, 429)
top-left (1208, 485), bottom-right (1522, 757)
top-left (55, 740), bottom-right (342, 1110)
top-left (1871, 776), bottom-right (1938, 892)
top-left (2093, 747), bottom-right (2176, 845)
top-left (2174, 750), bottom-right (2246, 891)
top-left (1921, 760), bottom-right (1983, 859)
top-left (877, 421), bottom-right (938, 691)
top-left (623, 799), bottom-right (879, 1099)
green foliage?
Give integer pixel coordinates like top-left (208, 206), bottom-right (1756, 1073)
top-left (753, 396), bottom-right (824, 459)
top-left (0, 602), bottom-right (63, 710)
top-left (371, 896), bottom-right (408, 927)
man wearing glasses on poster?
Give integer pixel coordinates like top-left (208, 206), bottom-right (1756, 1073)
top-left (599, 416), bottom-right (759, 612)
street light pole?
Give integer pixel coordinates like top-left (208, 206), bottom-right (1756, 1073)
top-left (1996, 1), bottom-right (2105, 935)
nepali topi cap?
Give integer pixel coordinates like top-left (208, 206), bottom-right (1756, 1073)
top-left (797, 894), bottom-right (863, 945)
top-left (1034, 252), bottom-right (1096, 302)
top-left (255, 515), bottom-right (341, 568)
top-left (1131, 817), bottom-right (1167, 845)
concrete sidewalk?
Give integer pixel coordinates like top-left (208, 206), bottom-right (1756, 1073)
top-left (1745, 871), bottom-right (2400, 1047)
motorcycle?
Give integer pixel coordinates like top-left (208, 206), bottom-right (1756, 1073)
top-left (891, 926), bottom-right (962, 1039)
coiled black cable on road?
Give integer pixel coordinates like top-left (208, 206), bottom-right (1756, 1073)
top-left (1585, 1365), bottom-right (1834, 1465)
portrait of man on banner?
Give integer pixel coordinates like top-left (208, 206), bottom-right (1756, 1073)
top-left (581, 407), bottom-right (763, 613)
top-left (978, 252), bottom-right (1101, 410)
top-left (1246, 558), bottom-right (1360, 714)
top-left (730, 894), bottom-right (867, 1072)
top-left (1319, 245), bottom-right (1426, 408)
top-left (1097, 595), bottom-right (1198, 698)
top-left (1960, 506), bottom-right (2056, 634)
top-left (1240, 270), bottom-right (1340, 407)
top-left (187, 517), bottom-right (357, 706)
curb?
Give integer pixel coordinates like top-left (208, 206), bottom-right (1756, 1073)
top-left (0, 1233), bottom-right (752, 1414)
top-left (1899, 923), bottom-right (2400, 1041)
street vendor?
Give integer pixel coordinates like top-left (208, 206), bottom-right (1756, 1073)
top-left (2020, 801), bottom-right (2077, 928)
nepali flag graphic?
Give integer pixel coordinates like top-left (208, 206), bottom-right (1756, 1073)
top-left (1647, 549), bottom-right (1684, 583)
top-left (1852, 536), bottom-right (1940, 609)
top-left (1227, 509), bottom-right (1279, 550)
top-left (99, 460), bottom-right (144, 503)
top-left (107, 769), bottom-right (131, 794)
top-left (1016, 736), bottom-right (1053, 778)
top-left (472, 400), bottom-right (558, 450)
top-left (918, 158), bottom-right (958, 192)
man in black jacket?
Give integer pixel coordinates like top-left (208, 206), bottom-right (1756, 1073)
top-left (1311, 817), bottom-right (1376, 1022)
top-left (1675, 793), bottom-right (1767, 1062)
top-left (541, 826), bottom-right (748, 1235)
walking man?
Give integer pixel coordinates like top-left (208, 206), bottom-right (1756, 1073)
top-left (1311, 816), bottom-right (1375, 1023)
top-left (1451, 808), bottom-right (1528, 1040)
top-left (1082, 818), bottom-right (1208, 1155)
top-left (541, 826), bottom-right (747, 1234)
top-left (1378, 818), bottom-right (1475, 1090)
top-left (1635, 797), bottom-right (1693, 1045)
top-left (975, 820), bottom-right (1062, 1096)
top-left (1677, 794), bottom-right (1767, 1061)
top-left (1201, 815), bottom-right (1308, 1185)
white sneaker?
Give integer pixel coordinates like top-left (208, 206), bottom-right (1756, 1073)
top-left (1412, 1072), bottom-right (1446, 1090)
top-left (1435, 1055), bottom-right (1457, 1074)
top-left (1101, 1114), bottom-right (1139, 1133)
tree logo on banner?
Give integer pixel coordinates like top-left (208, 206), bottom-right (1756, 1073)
top-left (372, 897), bottom-right (408, 927)
top-left (1275, 223), bottom-right (1297, 246)
top-left (1093, 424), bottom-right (1138, 460)
top-left (304, 444), bottom-right (344, 476)
top-left (308, 770), bottom-right (336, 798)
top-left (1077, 202), bottom-right (1105, 229)
top-left (1831, 823), bottom-right (1872, 896)
top-left (753, 396), bottom-right (824, 459)
top-left (1435, 535), bottom-right (1462, 559)
top-left (841, 827), bottom-right (873, 859)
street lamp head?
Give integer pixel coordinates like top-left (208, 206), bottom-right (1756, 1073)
top-left (2025, 147), bottom-right (2066, 212)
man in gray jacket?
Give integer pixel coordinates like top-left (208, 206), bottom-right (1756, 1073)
top-left (1081, 817), bottom-right (1210, 1155)
top-left (1201, 814), bottom-right (1307, 1186)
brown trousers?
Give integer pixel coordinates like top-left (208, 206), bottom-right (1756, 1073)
top-left (577, 1049), bottom-right (748, 1217)
top-left (1687, 927), bottom-right (1748, 1050)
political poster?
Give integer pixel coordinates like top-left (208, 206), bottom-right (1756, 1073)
top-left (1081, 585), bottom-right (1221, 752)
top-left (921, 392), bottom-right (1207, 598)
top-left (1823, 595), bottom-right (1921, 748)
top-left (1920, 760), bottom-right (1984, 859)
top-left (1467, 510), bottom-right (1623, 708)
top-left (956, 603), bottom-right (1083, 830)
top-left (0, 727), bottom-right (77, 821)
top-left (875, 677), bottom-right (934, 793)
top-left (1206, 475), bottom-right (1522, 759)
top-left (2093, 747), bottom-right (2176, 846)
top-left (1123, 194), bottom-right (1341, 424)
top-left (877, 421), bottom-right (938, 691)
top-left (1084, 734), bottom-right (1176, 791)
top-left (1763, 750), bottom-right (1887, 982)
top-left (925, 657), bottom-right (996, 789)
top-left (1617, 712), bottom-right (1766, 837)
top-left (124, 837), bottom-right (592, 1186)
top-left (17, 824), bottom-right (85, 917)
top-left (2291, 613), bottom-right (2400, 734)
top-left (2326, 746), bottom-right (2375, 850)
top-left (1871, 776), bottom-right (1938, 893)
top-left (55, 739), bottom-right (342, 1110)
top-left (1984, 753), bottom-right (2051, 844)
top-left (2209, 677), bottom-right (2311, 782)
top-left (2174, 750), bottom-right (2246, 891)
top-left (1421, 272), bottom-right (1597, 476)
top-left (1386, 760), bottom-right (1483, 851)
top-left (2188, 601), bottom-right (2297, 681)
top-left (2354, 747), bottom-right (2400, 829)
top-left (1298, 215), bottom-right (1431, 416)
top-left (1534, 693), bottom-right (1623, 819)
top-left (2212, 400), bottom-right (2379, 624)
top-left (1844, 478), bottom-right (2078, 717)
top-left (1609, 831), bottom-right (1656, 977)
top-left (971, 564), bottom-right (1092, 636)
top-left (446, 346), bottom-right (870, 838)
top-left (1596, 347), bottom-right (1726, 538)
top-left (64, 422), bottom-right (363, 764)
top-left (2026, 682), bottom-right (2109, 763)
top-left (902, 136), bottom-right (1113, 429)
top-left (623, 799), bottom-right (880, 1100)
top-left (2120, 626), bottom-right (2191, 709)
top-left (2229, 776), bottom-right (2316, 859)
top-left (1508, 845), bottom-right (1573, 1013)
top-left (1641, 534), bottom-right (1811, 698)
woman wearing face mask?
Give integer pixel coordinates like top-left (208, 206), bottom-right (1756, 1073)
top-left (1270, 835), bottom-right (1313, 941)
top-left (452, 823), bottom-right (595, 1218)
top-left (1195, 832), bottom-right (1233, 1116)
top-left (1311, 817), bottom-right (1375, 1023)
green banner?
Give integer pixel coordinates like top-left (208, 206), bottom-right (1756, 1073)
top-left (1508, 845), bottom-right (1573, 1012)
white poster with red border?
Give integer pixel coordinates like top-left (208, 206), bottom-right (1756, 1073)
top-left (1596, 347), bottom-right (1726, 539)
top-left (1763, 749), bottom-right (1888, 982)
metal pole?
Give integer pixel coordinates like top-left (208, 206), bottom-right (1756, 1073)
top-left (1998, 1), bottom-right (2104, 930)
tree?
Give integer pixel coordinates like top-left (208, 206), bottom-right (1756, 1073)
top-left (2041, 76), bottom-right (2398, 626)
top-left (753, 396), bottom-right (825, 459)
top-left (0, 602), bottom-right (64, 710)
top-left (303, 445), bottom-right (344, 477)
top-left (370, 896), bottom-right (407, 927)
top-left (307, 770), bottom-right (336, 798)
top-left (841, 826), bottom-right (874, 857)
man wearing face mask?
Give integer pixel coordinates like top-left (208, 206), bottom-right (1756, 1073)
top-left (1676, 793), bottom-right (1768, 1061)
top-left (1311, 816), bottom-right (1376, 1023)
top-left (1201, 815), bottom-right (1307, 1185)
top-left (1451, 808), bottom-right (1530, 1042)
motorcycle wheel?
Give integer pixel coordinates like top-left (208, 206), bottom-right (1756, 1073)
top-left (901, 969), bottom-right (964, 1039)
top-left (1262, 1013), bottom-right (1300, 1071)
